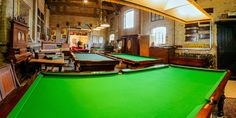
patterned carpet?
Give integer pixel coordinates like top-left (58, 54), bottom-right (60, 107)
top-left (224, 98), bottom-right (236, 118)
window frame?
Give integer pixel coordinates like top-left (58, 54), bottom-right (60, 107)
top-left (151, 27), bottom-right (167, 46)
top-left (124, 9), bottom-right (135, 29)
top-left (109, 34), bottom-right (115, 43)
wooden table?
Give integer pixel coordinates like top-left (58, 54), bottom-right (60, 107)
top-left (30, 55), bottom-right (65, 72)
top-left (40, 48), bottom-right (70, 54)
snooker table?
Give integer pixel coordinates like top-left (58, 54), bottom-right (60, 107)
top-left (5, 65), bottom-right (230, 118)
top-left (110, 53), bottom-right (162, 68)
top-left (30, 54), bottom-right (65, 72)
top-left (71, 53), bottom-right (119, 71)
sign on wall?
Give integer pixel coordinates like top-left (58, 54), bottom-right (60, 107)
top-left (60, 28), bottom-right (68, 43)
top-left (50, 29), bottom-right (57, 41)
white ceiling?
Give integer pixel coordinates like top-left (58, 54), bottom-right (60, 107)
top-left (103, 0), bottom-right (212, 23)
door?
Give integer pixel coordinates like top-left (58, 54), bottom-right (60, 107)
top-left (217, 22), bottom-right (236, 78)
top-left (139, 35), bottom-right (150, 56)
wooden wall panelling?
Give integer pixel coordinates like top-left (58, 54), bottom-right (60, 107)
top-left (139, 35), bottom-right (150, 56)
top-left (169, 57), bottom-right (207, 67)
top-left (121, 37), bottom-right (127, 53)
top-left (149, 47), bottom-right (174, 63)
top-left (131, 36), bottom-right (140, 55)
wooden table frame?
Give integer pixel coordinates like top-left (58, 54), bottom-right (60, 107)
top-left (196, 70), bottom-right (231, 118)
top-left (30, 55), bottom-right (65, 72)
top-left (0, 66), bottom-right (231, 118)
top-left (70, 53), bottom-right (119, 71)
top-left (107, 54), bottom-right (163, 68)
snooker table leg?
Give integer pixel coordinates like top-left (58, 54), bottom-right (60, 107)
top-left (45, 65), bottom-right (48, 71)
top-left (74, 62), bottom-right (77, 71)
top-left (59, 65), bottom-right (62, 72)
top-left (35, 63), bottom-right (41, 72)
top-left (217, 94), bottom-right (225, 117)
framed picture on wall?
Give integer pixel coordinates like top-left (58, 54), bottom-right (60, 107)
top-left (151, 13), bottom-right (164, 22)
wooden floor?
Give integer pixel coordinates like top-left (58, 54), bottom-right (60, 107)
top-left (224, 98), bottom-right (236, 118)
top-left (225, 80), bottom-right (236, 98)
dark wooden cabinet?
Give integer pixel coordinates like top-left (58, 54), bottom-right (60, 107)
top-left (121, 34), bottom-right (149, 56)
top-left (149, 47), bottom-right (174, 63)
top-left (7, 18), bottom-right (33, 83)
top-left (8, 19), bottom-right (32, 63)
top-left (121, 35), bottom-right (139, 55)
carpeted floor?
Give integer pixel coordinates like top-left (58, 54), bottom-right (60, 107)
top-left (224, 98), bottom-right (236, 118)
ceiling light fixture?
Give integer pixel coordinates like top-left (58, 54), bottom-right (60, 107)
top-left (100, 23), bottom-right (110, 28)
top-left (83, 0), bottom-right (88, 3)
top-left (97, 26), bottom-right (104, 29)
top-left (92, 0), bottom-right (111, 31)
top-left (93, 28), bottom-right (101, 31)
top-left (100, 16), bottom-right (110, 27)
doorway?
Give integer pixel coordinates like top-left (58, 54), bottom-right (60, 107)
top-left (217, 21), bottom-right (236, 79)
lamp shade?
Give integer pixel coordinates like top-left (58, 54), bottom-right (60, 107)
top-left (93, 28), bottom-right (101, 31)
top-left (96, 26), bottom-right (105, 29)
top-left (101, 23), bottom-right (110, 27)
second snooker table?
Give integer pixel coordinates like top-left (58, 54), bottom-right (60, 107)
top-left (110, 53), bottom-right (162, 68)
top-left (6, 65), bottom-right (230, 118)
top-left (71, 53), bottom-right (119, 71)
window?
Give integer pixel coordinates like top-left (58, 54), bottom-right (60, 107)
top-left (98, 37), bottom-right (104, 44)
top-left (92, 36), bottom-right (98, 44)
top-left (124, 10), bottom-right (134, 29)
top-left (109, 34), bottom-right (115, 43)
top-left (151, 27), bottom-right (166, 46)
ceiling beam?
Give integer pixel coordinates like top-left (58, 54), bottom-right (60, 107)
top-left (48, 2), bottom-right (116, 11)
top-left (50, 11), bottom-right (98, 17)
top-left (65, 0), bottom-right (98, 3)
